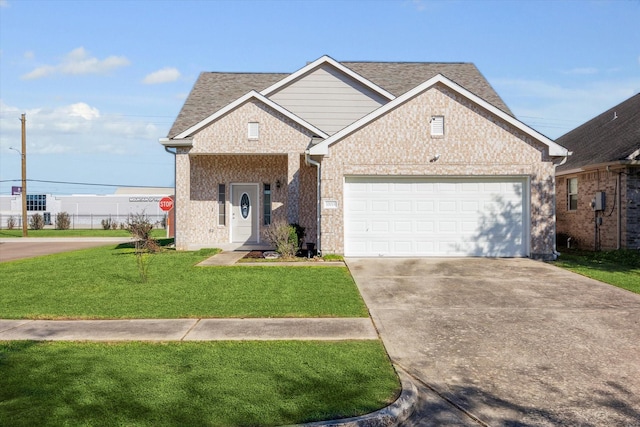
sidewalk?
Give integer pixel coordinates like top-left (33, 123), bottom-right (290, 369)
top-left (0, 318), bottom-right (378, 341)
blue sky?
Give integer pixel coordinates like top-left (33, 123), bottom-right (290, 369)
top-left (0, 0), bottom-right (639, 195)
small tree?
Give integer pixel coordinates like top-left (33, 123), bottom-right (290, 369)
top-left (101, 218), bottom-right (113, 230)
top-left (7, 216), bottom-right (16, 230)
top-left (55, 212), bottom-right (71, 230)
top-left (126, 212), bottom-right (158, 283)
top-left (29, 213), bottom-right (45, 230)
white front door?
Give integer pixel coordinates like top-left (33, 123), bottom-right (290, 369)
top-left (231, 184), bottom-right (258, 243)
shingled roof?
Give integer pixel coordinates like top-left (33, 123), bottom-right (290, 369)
top-left (168, 59), bottom-right (513, 138)
top-left (556, 93), bottom-right (640, 173)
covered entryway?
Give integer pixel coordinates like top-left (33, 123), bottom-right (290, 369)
top-left (344, 177), bottom-right (529, 257)
top-left (231, 184), bottom-right (258, 243)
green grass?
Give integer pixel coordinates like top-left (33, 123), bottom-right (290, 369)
top-left (552, 249), bottom-right (640, 294)
top-left (0, 340), bottom-right (400, 427)
top-left (0, 244), bottom-right (369, 318)
top-left (0, 228), bottom-right (166, 238)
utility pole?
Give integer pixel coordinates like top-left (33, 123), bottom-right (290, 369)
top-left (20, 113), bottom-right (28, 237)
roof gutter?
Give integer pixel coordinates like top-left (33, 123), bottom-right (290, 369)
top-left (556, 159), bottom-right (640, 176)
top-left (159, 137), bottom-right (193, 148)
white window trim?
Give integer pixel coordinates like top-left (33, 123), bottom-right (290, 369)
top-left (430, 115), bottom-right (444, 137)
top-left (248, 122), bottom-right (259, 140)
top-left (568, 178), bottom-right (578, 211)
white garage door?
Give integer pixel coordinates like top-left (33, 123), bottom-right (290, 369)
top-left (344, 177), bottom-right (529, 257)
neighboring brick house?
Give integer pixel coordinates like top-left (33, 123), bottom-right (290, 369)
top-left (555, 93), bottom-right (640, 251)
top-left (161, 55), bottom-right (569, 258)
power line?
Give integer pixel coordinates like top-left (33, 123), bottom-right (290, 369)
top-left (0, 179), bottom-right (170, 188)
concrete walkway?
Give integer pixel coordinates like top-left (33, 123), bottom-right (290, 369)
top-left (0, 318), bottom-right (378, 341)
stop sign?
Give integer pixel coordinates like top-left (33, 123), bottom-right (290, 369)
top-left (159, 197), bottom-right (174, 211)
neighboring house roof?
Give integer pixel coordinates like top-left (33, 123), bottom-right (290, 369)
top-left (309, 74), bottom-right (568, 158)
top-left (167, 57), bottom-right (512, 138)
top-left (556, 93), bottom-right (640, 173)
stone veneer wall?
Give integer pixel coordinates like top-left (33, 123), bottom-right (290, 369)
top-left (318, 83), bottom-right (558, 258)
top-left (174, 100), bottom-right (317, 250)
top-left (557, 167), bottom-right (640, 250)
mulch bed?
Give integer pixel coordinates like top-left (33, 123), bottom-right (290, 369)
top-left (244, 250), bottom-right (267, 259)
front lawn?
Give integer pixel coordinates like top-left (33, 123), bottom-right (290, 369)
top-left (0, 340), bottom-right (400, 427)
top-left (0, 244), bottom-right (368, 318)
top-left (552, 249), bottom-right (640, 294)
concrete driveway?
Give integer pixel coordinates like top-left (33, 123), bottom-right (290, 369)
top-left (346, 257), bottom-right (640, 426)
top-left (0, 238), bottom-right (130, 262)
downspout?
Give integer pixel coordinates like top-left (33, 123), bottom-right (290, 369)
top-left (551, 152), bottom-right (571, 259)
top-left (305, 150), bottom-right (321, 255)
top-left (617, 171), bottom-right (622, 249)
top-left (164, 146), bottom-right (177, 243)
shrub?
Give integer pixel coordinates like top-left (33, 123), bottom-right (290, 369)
top-left (55, 212), bottom-right (71, 230)
top-left (29, 213), bottom-right (45, 230)
top-left (264, 220), bottom-right (301, 258)
top-left (7, 216), bottom-right (16, 230)
top-left (290, 223), bottom-right (306, 248)
top-left (101, 218), bottom-right (113, 230)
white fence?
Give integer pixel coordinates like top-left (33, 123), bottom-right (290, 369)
top-left (0, 213), bottom-right (168, 230)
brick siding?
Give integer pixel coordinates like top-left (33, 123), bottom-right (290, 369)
top-left (556, 167), bottom-right (640, 250)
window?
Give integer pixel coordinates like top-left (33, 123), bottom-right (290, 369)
top-left (430, 116), bottom-right (444, 136)
top-left (568, 178), bottom-right (578, 211)
top-left (218, 184), bottom-right (226, 225)
top-left (248, 122), bottom-right (259, 139)
top-left (26, 194), bottom-right (46, 211)
top-left (263, 184), bottom-right (271, 225)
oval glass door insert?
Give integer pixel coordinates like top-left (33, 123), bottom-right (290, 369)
top-left (240, 193), bottom-right (250, 219)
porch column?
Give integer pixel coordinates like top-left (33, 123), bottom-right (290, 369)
top-left (287, 152), bottom-right (300, 224)
top-left (175, 151), bottom-right (190, 250)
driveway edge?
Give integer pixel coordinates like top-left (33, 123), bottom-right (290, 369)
top-left (291, 366), bottom-right (417, 427)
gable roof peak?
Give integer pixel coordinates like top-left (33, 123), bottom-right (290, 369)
top-left (260, 55), bottom-right (396, 101)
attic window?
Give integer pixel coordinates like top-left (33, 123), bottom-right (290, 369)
top-left (248, 122), bottom-right (259, 139)
top-left (430, 116), bottom-right (444, 137)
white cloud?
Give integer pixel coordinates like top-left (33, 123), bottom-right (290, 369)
top-left (142, 67), bottom-right (181, 84)
top-left (0, 100), bottom-right (160, 156)
top-left (0, 0), bottom-right (9, 8)
top-left (21, 47), bottom-right (130, 80)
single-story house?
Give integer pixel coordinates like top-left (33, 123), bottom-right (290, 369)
top-left (160, 55), bottom-right (569, 259)
top-left (555, 93), bottom-right (640, 250)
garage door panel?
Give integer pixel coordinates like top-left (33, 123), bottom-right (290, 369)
top-left (393, 200), bottom-right (412, 213)
top-left (371, 200), bottom-right (390, 213)
top-left (394, 220), bottom-right (412, 233)
top-left (371, 221), bottom-right (390, 232)
top-left (416, 221), bottom-right (434, 232)
top-left (439, 201), bottom-right (457, 212)
top-left (344, 177), bottom-right (528, 257)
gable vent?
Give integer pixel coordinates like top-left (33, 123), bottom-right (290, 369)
top-left (430, 116), bottom-right (444, 136)
top-left (248, 122), bottom-right (259, 139)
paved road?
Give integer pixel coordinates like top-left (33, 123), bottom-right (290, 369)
top-left (346, 257), bottom-right (640, 427)
top-left (0, 238), bottom-right (129, 262)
